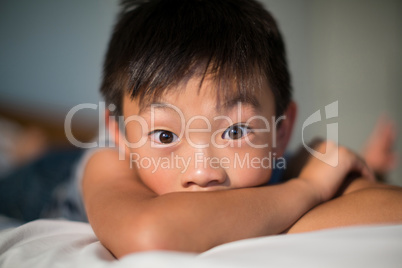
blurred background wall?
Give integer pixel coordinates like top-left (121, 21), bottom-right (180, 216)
top-left (0, 0), bottom-right (401, 184)
top-left (263, 0), bottom-right (402, 185)
top-left (0, 0), bottom-right (119, 141)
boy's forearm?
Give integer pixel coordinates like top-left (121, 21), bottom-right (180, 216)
top-left (339, 177), bottom-right (399, 195)
top-left (286, 184), bottom-right (402, 234)
top-left (85, 177), bottom-right (320, 257)
top-left (140, 179), bottom-right (320, 252)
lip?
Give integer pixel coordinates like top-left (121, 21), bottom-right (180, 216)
top-left (182, 184), bottom-right (229, 192)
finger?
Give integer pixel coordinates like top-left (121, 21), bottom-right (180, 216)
top-left (385, 154), bottom-right (398, 170)
top-left (361, 165), bottom-right (376, 182)
top-left (350, 152), bottom-right (376, 182)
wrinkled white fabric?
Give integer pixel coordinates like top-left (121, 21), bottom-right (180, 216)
top-left (1, 219), bottom-right (401, 268)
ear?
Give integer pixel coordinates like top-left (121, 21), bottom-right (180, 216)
top-left (105, 109), bottom-right (126, 152)
top-left (275, 101), bottom-right (297, 157)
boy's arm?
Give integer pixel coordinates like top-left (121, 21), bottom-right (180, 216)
top-left (286, 181), bottom-right (402, 233)
top-left (83, 149), bottom-right (320, 257)
top-left (285, 142), bottom-right (402, 234)
top-left (83, 141), bottom-right (376, 257)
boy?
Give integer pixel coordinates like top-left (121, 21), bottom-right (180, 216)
top-left (82, 0), bottom-right (402, 258)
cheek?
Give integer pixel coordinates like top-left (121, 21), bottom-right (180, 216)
top-left (232, 167), bottom-right (272, 188)
top-left (130, 146), bottom-right (179, 195)
top-left (137, 165), bottom-right (177, 195)
top-left (225, 147), bottom-right (274, 188)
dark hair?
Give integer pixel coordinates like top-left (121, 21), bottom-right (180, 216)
top-left (101, 0), bottom-right (292, 116)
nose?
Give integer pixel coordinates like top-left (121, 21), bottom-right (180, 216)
top-left (181, 153), bottom-right (228, 189)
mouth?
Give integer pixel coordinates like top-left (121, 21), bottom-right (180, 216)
top-left (182, 183), bottom-right (229, 192)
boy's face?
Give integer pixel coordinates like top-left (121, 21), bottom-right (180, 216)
top-left (122, 76), bottom-right (290, 195)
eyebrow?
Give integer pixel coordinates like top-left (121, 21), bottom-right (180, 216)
top-left (138, 102), bottom-right (172, 115)
top-left (220, 94), bottom-right (261, 112)
top-left (138, 94), bottom-right (262, 114)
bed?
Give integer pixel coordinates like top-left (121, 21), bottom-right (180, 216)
top-left (1, 217), bottom-right (401, 268)
top-left (1, 111), bottom-right (401, 267)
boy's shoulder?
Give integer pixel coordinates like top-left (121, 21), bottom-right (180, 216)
top-left (83, 148), bottom-right (133, 183)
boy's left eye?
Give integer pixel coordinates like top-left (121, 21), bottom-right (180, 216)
top-left (221, 124), bottom-right (251, 140)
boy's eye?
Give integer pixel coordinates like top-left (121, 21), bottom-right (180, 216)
top-left (221, 124), bottom-right (251, 140)
top-left (149, 130), bottom-right (179, 144)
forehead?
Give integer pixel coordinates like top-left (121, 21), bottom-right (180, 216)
top-left (148, 75), bottom-right (271, 108)
top-left (126, 74), bottom-right (273, 115)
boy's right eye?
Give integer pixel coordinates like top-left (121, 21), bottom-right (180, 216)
top-left (149, 130), bottom-right (179, 145)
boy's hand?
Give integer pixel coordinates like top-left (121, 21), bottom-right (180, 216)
top-left (298, 141), bottom-right (375, 203)
top-left (362, 116), bottom-right (398, 181)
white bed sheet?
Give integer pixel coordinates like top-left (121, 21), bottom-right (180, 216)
top-left (0, 219), bottom-right (401, 268)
